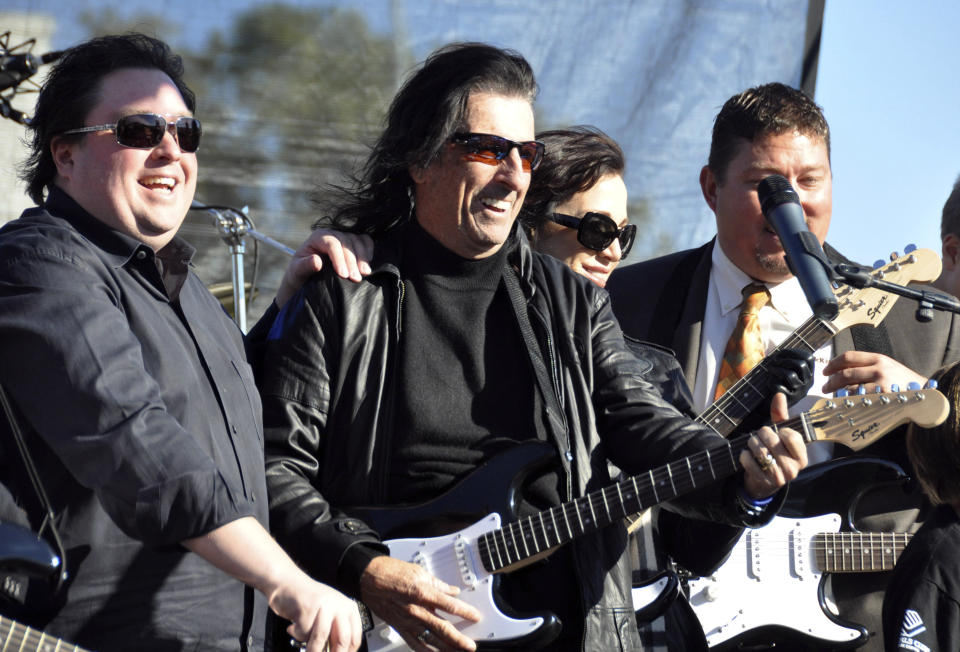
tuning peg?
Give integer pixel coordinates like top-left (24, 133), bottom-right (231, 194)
top-left (875, 386), bottom-right (883, 393)
top-left (889, 252), bottom-right (900, 261)
top-left (890, 384), bottom-right (900, 392)
top-left (904, 243), bottom-right (917, 253)
top-left (907, 381), bottom-right (922, 391)
top-left (856, 385), bottom-right (867, 395)
top-left (873, 259), bottom-right (885, 269)
top-left (836, 388), bottom-right (850, 397)
top-left (926, 379), bottom-right (939, 389)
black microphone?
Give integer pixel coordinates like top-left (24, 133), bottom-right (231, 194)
top-left (757, 174), bottom-right (839, 320)
top-left (0, 50), bottom-right (62, 92)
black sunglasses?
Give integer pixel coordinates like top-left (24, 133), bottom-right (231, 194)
top-left (546, 212), bottom-right (636, 257)
top-left (60, 113), bottom-right (202, 153)
top-left (450, 132), bottom-right (545, 172)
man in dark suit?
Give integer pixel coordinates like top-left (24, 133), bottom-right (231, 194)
top-left (607, 82), bottom-right (960, 651)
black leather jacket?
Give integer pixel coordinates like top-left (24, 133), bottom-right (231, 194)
top-left (261, 226), bottom-right (765, 651)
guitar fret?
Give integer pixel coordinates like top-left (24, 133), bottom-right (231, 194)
top-left (584, 493), bottom-right (597, 529)
top-left (536, 511), bottom-right (549, 549)
top-left (560, 503), bottom-right (574, 540)
top-left (706, 448), bottom-right (716, 481)
top-left (517, 518), bottom-right (532, 558)
top-left (600, 486), bottom-right (612, 522)
top-left (573, 498), bottom-right (586, 534)
top-left (647, 469), bottom-right (659, 504)
top-left (508, 521), bottom-right (523, 560)
top-left (685, 457), bottom-right (696, 488)
top-left (498, 526), bottom-right (513, 566)
top-left (547, 508), bottom-right (560, 547)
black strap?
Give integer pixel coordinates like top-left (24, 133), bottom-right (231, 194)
top-left (0, 385), bottom-right (66, 591)
top-left (501, 265), bottom-right (574, 501)
top-left (501, 266), bottom-right (562, 423)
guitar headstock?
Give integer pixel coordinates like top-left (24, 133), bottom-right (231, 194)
top-left (831, 248), bottom-right (941, 331)
top-left (807, 387), bottom-right (948, 451)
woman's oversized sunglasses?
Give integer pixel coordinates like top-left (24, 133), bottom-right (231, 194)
top-left (59, 113), bottom-right (202, 153)
top-left (450, 132), bottom-right (545, 172)
top-left (546, 212), bottom-right (636, 257)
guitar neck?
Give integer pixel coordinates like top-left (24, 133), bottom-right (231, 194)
top-left (0, 615), bottom-right (89, 652)
top-left (476, 401), bottom-right (869, 574)
top-left (697, 316), bottom-right (836, 436)
top-left (477, 432), bottom-right (752, 573)
top-left (814, 531), bottom-right (912, 573)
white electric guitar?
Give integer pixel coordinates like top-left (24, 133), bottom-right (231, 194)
top-left (350, 388), bottom-right (947, 650)
top-left (686, 513), bottom-right (912, 650)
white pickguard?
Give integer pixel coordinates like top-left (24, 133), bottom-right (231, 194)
top-left (364, 514), bottom-right (545, 651)
top-left (686, 513), bottom-right (864, 648)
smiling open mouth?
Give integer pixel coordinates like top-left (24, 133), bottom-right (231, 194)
top-left (140, 177), bottom-right (176, 192)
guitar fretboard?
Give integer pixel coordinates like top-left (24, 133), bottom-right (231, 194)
top-left (0, 615), bottom-right (88, 652)
top-left (697, 317), bottom-right (836, 436)
top-left (814, 531), bottom-right (912, 573)
top-left (477, 433), bottom-right (748, 573)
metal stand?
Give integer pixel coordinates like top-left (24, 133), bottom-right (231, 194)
top-left (190, 202), bottom-right (295, 332)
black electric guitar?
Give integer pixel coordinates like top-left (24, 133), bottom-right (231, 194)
top-left (351, 388), bottom-right (947, 651)
top-left (0, 522), bottom-right (88, 651)
top-left (686, 457), bottom-right (914, 650)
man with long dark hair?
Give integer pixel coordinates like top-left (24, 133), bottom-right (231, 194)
top-left (261, 44), bottom-right (808, 651)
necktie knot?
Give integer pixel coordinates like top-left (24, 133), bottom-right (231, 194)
top-left (740, 283), bottom-right (770, 315)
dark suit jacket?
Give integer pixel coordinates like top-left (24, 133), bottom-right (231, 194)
top-left (607, 238), bottom-right (960, 651)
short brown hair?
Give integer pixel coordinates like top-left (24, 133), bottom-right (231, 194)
top-left (708, 82), bottom-right (830, 184)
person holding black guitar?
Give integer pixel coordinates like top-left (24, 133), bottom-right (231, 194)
top-left (260, 43), bottom-right (810, 652)
top-left (606, 83), bottom-right (960, 650)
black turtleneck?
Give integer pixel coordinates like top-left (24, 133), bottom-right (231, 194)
top-left (387, 221), bottom-right (541, 505)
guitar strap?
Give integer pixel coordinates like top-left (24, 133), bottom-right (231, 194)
top-left (0, 384), bottom-right (66, 592)
top-left (502, 265), bottom-right (572, 498)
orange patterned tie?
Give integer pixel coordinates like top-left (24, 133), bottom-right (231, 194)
top-left (714, 283), bottom-right (770, 400)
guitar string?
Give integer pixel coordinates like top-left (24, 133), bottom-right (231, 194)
top-left (482, 394), bottom-right (915, 570)
top-left (0, 615), bottom-right (83, 651)
top-left (701, 254), bottom-right (924, 432)
top-left (700, 316), bottom-right (832, 431)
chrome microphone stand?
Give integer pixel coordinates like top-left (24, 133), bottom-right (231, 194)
top-left (190, 201), bottom-right (294, 332)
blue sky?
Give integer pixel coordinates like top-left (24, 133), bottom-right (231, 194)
top-left (817, 1), bottom-right (960, 269)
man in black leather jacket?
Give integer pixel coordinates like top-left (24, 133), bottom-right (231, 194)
top-left (259, 43), bottom-right (809, 652)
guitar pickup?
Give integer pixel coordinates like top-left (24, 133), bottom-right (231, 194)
top-left (454, 534), bottom-right (480, 590)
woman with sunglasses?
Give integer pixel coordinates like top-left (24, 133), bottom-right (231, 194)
top-left (519, 127), bottom-right (635, 289)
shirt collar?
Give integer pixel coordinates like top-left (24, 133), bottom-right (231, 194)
top-left (45, 185), bottom-right (196, 268)
top-left (712, 239), bottom-right (813, 323)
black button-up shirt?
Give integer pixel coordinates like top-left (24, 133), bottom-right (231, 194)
top-left (0, 187), bottom-right (269, 650)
